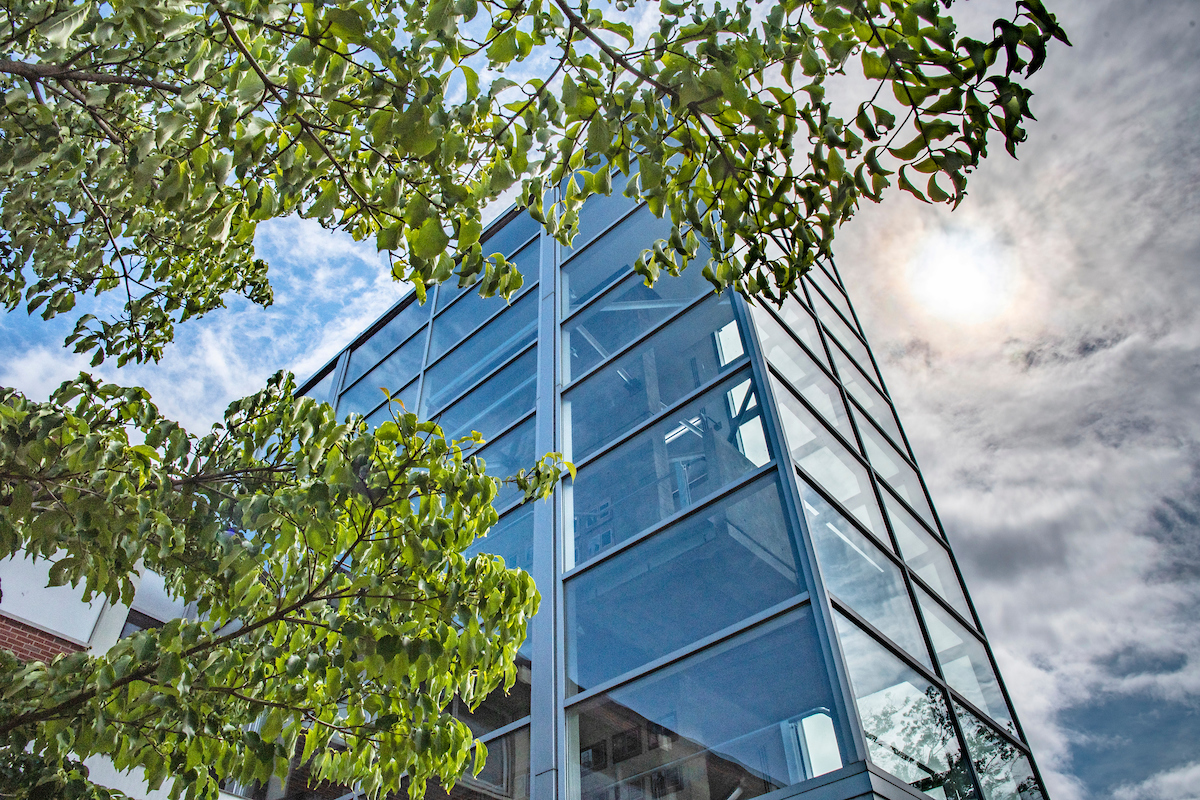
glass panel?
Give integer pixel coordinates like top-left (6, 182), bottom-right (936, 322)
top-left (813, 295), bottom-right (878, 387)
top-left (477, 416), bottom-right (537, 512)
top-left (853, 408), bottom-right (939, 532)
top-left (884, 492), bottom-right (973, 622)
top-left (749, 306), bottom-right (850, 437)
top-left (568, 373), bottom-right (771, 568)
top-left (803, 482), bottom-right (930, 667)
top-left (423, 291), bottom-right (538, 415)
top-left (362, 378), bottom-right (419, 428)
top-left (918, 588), bottom-right (1014, 732)
top-left (338, 329), bottom-right (426, 417)
top-left (772, 379), bottom-right (886, 537)
top-left (759, 298), bottom-right (828, 369)
top-left (437, 347), bottom-right (537, 443)
top-left (832, 347), bottom-right (905, 450)
top-left (302, 366), bottom-right (336, 405)
top-left (566, 477), bottom-right (802, 694)
top-left (562, 206), bottom-right (674, 316)
top-left (430, 241), bottom-right (539, 361)
top-left (425, 726), bottom-right (532, 800)
top-left (562, 260), bottom-right (713, 384)
top-left (466, 504), bottom-right (536, 663)
top-left (564, 296), bottom-right (745, 462)
top-left (804, 271), bottom-right (857, 337)
top-left (345, 298), bottom-right (430, 387)
top-left (568, 609), bottom-right (842, 800)
top-left (954, 703), bottom-right (1045, 800)
top-left (562, 191), bottom-right (641, 256)
top-left (438, 213), bottom-right (541, 311)
top-left (833, 613), bottom-right (976, 799)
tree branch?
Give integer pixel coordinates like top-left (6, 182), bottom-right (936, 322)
top-left (0, 58), bottom-right (183, 94)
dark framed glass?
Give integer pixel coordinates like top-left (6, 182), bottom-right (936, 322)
top-left (884, 492), bottom-right (973, 622)
top-left (338, 330), bottom-right (426, 417)
top-left (954, 703), bottom-right (1044, 800)
top-left (436, 346), bottom-right (537, 443)
top-left (345, 298), bottom-right (430, 387)
top-left (437, 212), bottom-right (541, 311)
top-left (852, 407), bottom-right (938, 532)
top-left (561, 206), bottom-right (674, 316)
top-left (476, 416), bottom-right (537, 512)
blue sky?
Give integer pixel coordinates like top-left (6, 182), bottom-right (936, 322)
top-left (2, 1), bottom-right (1197, 798)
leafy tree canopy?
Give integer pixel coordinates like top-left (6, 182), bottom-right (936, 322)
top-left (0, 0), bottom-right (1068, 798)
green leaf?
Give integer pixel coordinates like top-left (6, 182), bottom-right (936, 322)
top-left (414, 217), bottom-right (450, 260)
top-left (40, 4), bottom-right (91, 48)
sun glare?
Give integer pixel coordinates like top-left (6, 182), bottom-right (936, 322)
top-left (906, 228), bottom-right (1015, 325)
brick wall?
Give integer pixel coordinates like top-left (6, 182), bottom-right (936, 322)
top-left (0, 612), bottom-right (84, 663)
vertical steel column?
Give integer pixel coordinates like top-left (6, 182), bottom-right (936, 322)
top-left (529, 212), bottom-right (561, 800)
top-left (729, 291), bottom-right (870, 768)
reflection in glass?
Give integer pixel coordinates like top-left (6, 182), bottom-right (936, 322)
top-left (339, 329), bottom-right (426, 417)
top-left (884, 492), bottom-right (973, 621)
top-left (805, 267), bottom-right (857, 330)
top-left (772, 379), bottom-right (886, 537)
top-left (759, 298), bottom-right (828, 369)
top-left (438, 213), bottom-right (541, 311)
top-left (567, 610), bottom-right (841, 800)
top-left (430, 241), bottom-right (538, 361)
top-left (917, 588), bottom-right (1014, 731)
top-left (562, 262), bottom-right (713, 384)
top-left (423, 291), bottom-right (538, 414)
top-left (561, 191), bottom-right (641, 257)
top-left (749, 305), bottom-right (850, 436)
top-left (477, 417), bottom-right (537, 511)
top-left (852, 408), bottom-right (939, 532)
top-left (831, 346), bottom-right (906, 450)
top-left (303, 366), bottom-right (335, 405)
top-left (466, 504), bottom-right (536, 662)
top-left (802, 483), bottom-right (930, 667)
top-left (345, 298), bottom-right (430, 387)
top-left (425, 727), bottom-right (532, 800)
top-left (954, 703), bottom-right (1045, 800)
top-left (811, 296), bottom-right (878, 388)
top-left (362, 379), bottom-right (419, 428)
top-left (566, 477), bottom-right (802, 693)
top-left (568, 373), bottom-right (771, 568)
top-left (437, 347), bottom-right (537, 443)
top-left (833, 613), bottom-right (976, 799)
top-left (562, 206), bottom-right (674, 315)
top-left (564, 296), bottom-right (744, 462)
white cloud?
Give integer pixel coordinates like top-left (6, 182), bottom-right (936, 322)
top-left (1111, 761), bottom-right (1200, 800)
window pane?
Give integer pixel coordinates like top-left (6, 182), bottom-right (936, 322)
top-left (954, 703), bottom-right (1045, 800)
top-left (805, 267), bottom-right (856, 331)
top-left (477, 416), bottom-right (537, 512)
top-left (345, 298), bottom-right (430, 387)
top-left (562, 261), bottom-right (713, 384)
top-left (562, 206), bottom-right (674, 316)
top-left (362, 379), bottom-right (419, 427)
top-left (884, 492), bottom-right (973, 622)
top-left (569, 373), bottom-right (771, 567)
top-left (564, 296), bottom-right (745, 462)
top-left (339, 332), bottom-right (426, 417)
top-left (812, 294), bottom-right (878, 386)
top-left (833, 613), bottom-right (976, 799)
top-left (750, 306), bottom-right (850, 436)
top-left (437, 347), bottom-right (537, 443)
top-left (566, 477), bottom-right (803, 694)
top-left (853, 408), bottom-right (939, 532)
top-left (832, 347), bottom-right (906, 450)
top-left (772, 379), bottom-right (886, 537)
top-left (466, 504), bottom-right (536, 663)
top-left (917, 588), bottom-right (1014, 732)
top-left (568, 609), bottom-right (842, 800)
top-left (438, 213), bottom-right (541, 311)
top-left (423, 291), bottom-right (538, 414)
top-left (803, 482), bottom-right (930, 668)
top-left (561, 191), bottom-right (641, 257)
top-left (426, 726), bottom-right (532, 800)
top-left (760, 298), bottom-right (828, 369)
top-left (302, 366), bottom-right (336, 405)
top-left (430, 241), bottom-right (539, 361)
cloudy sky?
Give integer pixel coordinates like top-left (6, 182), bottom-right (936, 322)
top-left (1, 1), bottom-right (1197, 798)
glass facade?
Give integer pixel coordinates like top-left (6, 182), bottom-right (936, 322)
top-left (297, 199), bottom-right (1048, 800)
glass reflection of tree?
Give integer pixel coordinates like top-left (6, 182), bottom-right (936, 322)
top-left (859, 687), bottom-right (974, 799)
top-left (954, 707), bottom-right (1045, 800)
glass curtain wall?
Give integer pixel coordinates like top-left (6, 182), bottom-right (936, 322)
top-left (294, 194), bottom-right (1048, 800)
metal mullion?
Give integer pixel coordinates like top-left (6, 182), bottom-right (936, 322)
top-left (470, 408), bottom-right (536, 458)
top-left (562, 593), bottom-right (812, 710)
top-left (477, 718), bottom-right (532, 746)
top-left (434, 232), bottom-right (541, 319)
top-left (357, 376), bottom-right (420, 422)
top-left (877, 479), bottom-right (949, 552)
top-left (568, 361), bottom-right (754, 470)
top-left (330, 349), bottom-right (351, 405)
top-left (946, 688), bottom-right (1032, 755)
top-left (791, 464), bottom-right (908, 572)
top-left (852, 403), bottom-right (946, 541)
top-left (557, 200), bottom-right (647, 272)
top-left (818, 258), bottom-right (872, 354)
top-left (817, 257), bottom-right (849, 294)
top-left (803, 272), bottom-right (865, 343)
top-left (556, 292), bottom-right (715, 393)
top-left (341, 322), bottom-right (429, 397)
top-left (830, 596), bottom-right (942, 690)
top-left (906, 568), bottom-right (979, 635)
top-left (848, 396), bottom-right (922, 475)
top-left (297, 358), bottom-right (338, 398)
top-left (561, 461), bottom-right (778, 581)
top-left (733, 291), bottom-right (869, 768)
top-left (424, 281), bottom-right (539, 373)
top-left (424, 317), bottom-right (539, 416)
top-left (752, 297), bottom-right (844, 389)
top-left (769, 362), bottom-right (876, 478)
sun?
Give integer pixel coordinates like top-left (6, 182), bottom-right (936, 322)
top-left (906, 227), bottom-right (1016, 325)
